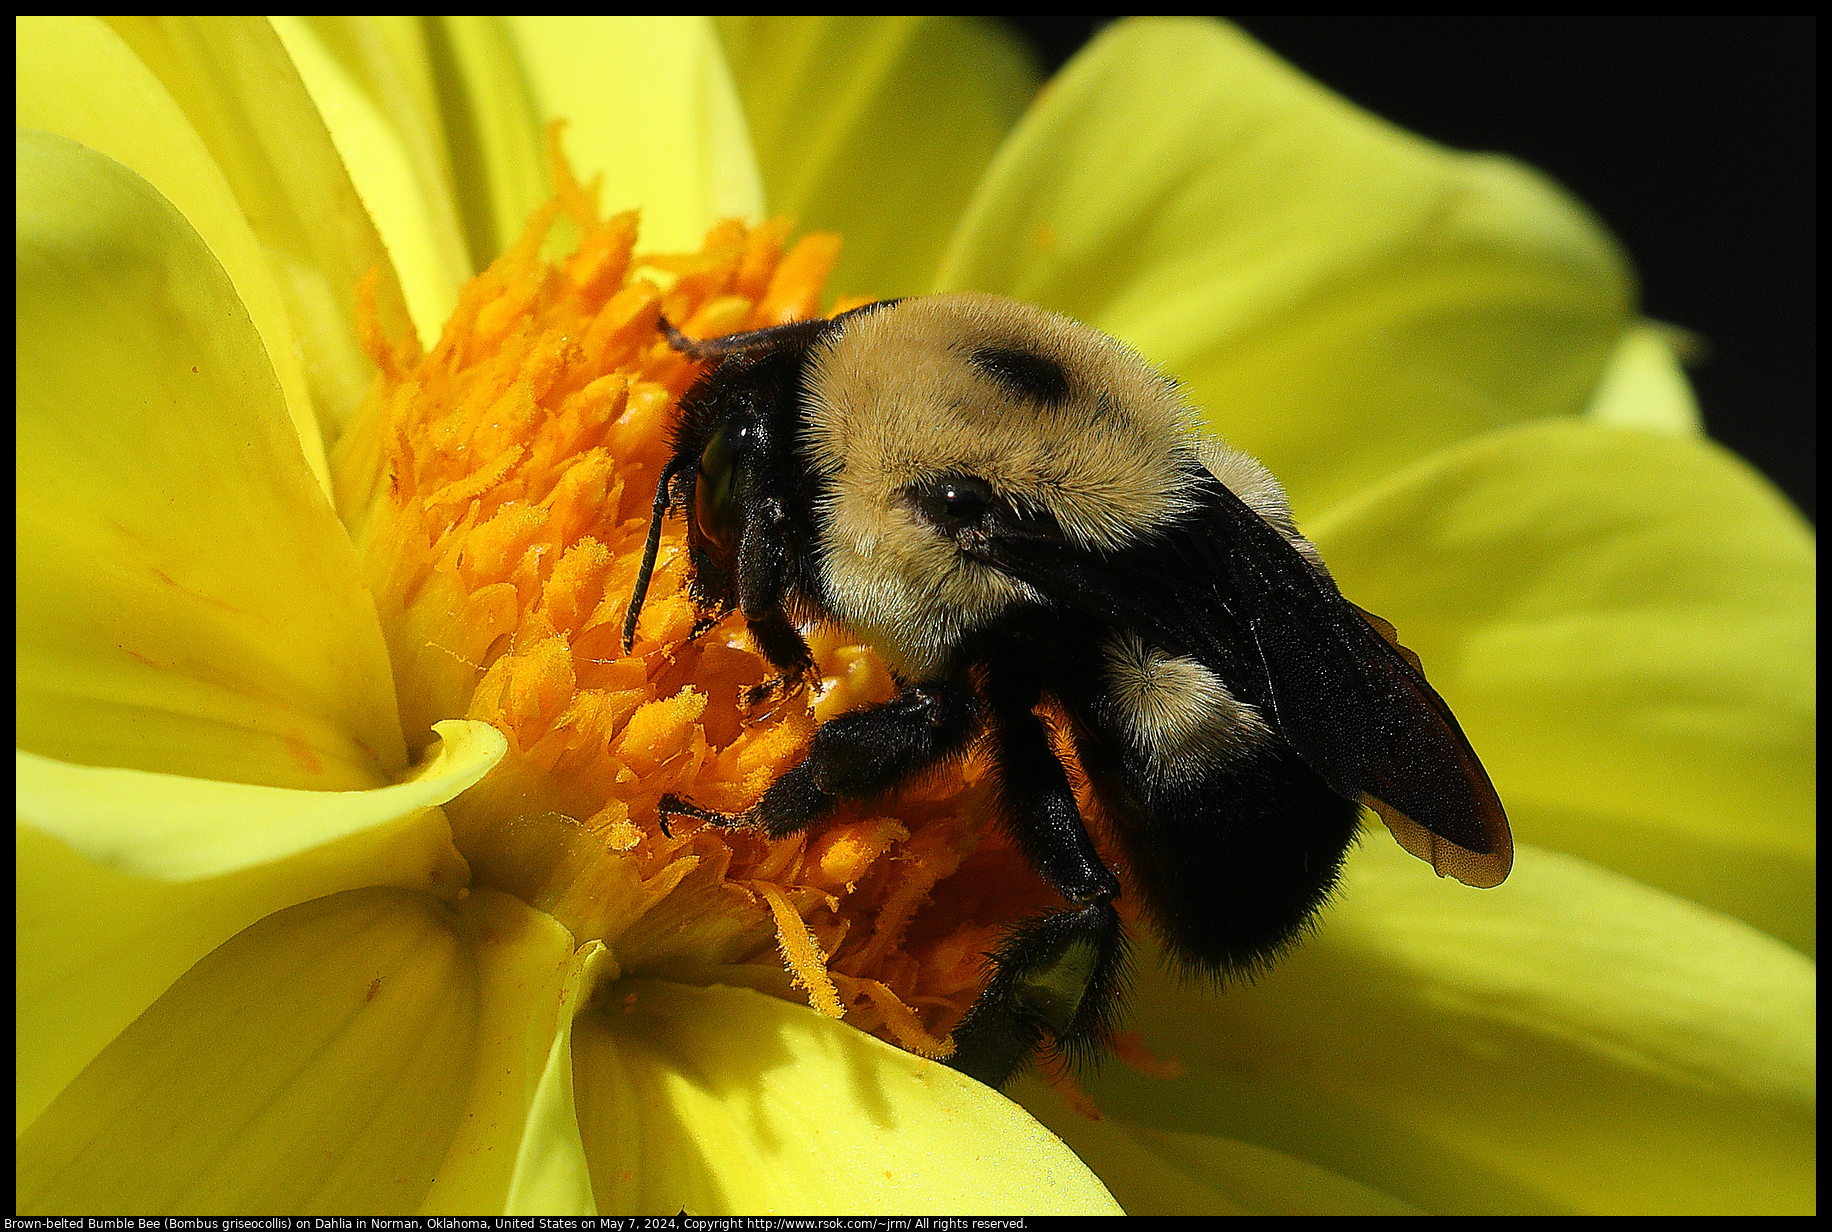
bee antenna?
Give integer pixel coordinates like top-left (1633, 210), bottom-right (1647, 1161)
top-left (623, 455), bottom-right (691, 654)
top-left (657, 315), bottom-right (716, 361)
top-left (658, 308), bottom-right (896, 364)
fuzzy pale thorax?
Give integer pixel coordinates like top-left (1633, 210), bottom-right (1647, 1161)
top-left (804, 294), bottom-right (1209, 677)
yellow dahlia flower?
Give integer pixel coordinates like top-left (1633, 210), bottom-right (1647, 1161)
top-left (16, 16), bottom-right (1813, 1216)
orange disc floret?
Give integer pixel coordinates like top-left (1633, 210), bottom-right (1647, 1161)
top-left (327, 124), bottom-right (1069, 1060)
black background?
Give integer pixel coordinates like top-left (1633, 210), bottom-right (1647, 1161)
top-left (1000, 17), bottom-right (1816, 522)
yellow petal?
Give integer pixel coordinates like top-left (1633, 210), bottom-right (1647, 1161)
top-left (15, 14), bottom-right (327, 490)
top-left (1013, 1087), bottom-right (1422, 1215)
top-left (1312, 420), bottom-right (1815, 952)
top-left (17, 130), bottom-right (406, 791)
top-left (572, 980), bottom-right (1122, 1213)
top-left (1585, 322), bottom-right (1704, 435)
top-left (407, 16), bottom-right (552, 267)
top-left (506, 16), bottom-right (762, 252)
top-left (270, 15), bottom-right (475, 347)
top-left (17, 888), bottom-right (480, 1214)
top-left (937, 18), bottom-right (1631, 518)
top-left (14, 723), bottom-right (492, 1134)
top-left (1074, 841), bottom-right (1815, 1215)
top-left (718, 16), bottom-right (1039, 299)
top-left (16, 719), bottom-right (498, 882)
top-left (501, 940), bottom-right (616, 1215)
top-left (95, 16), bottom-right (415, 441)
top-left (420, 891), bottom-right (597, 1214)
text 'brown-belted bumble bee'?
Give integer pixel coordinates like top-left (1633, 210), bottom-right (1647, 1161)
top-left (623, 293), bottom-right (1512, 1089)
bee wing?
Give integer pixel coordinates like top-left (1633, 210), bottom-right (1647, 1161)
top-left (987, 473), bottom-right (1511, 888)
top-left (1243, 591), bottom-right (1513, 889)
top-left (1200, 478), bottom-right (1511, 887)
top-left (1344, 605), bottom-right (1512, 887)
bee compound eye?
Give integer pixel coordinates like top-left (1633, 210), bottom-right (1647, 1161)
top-left (915, 474), bottom-right (997, 531)
top-left (695, 420), bottom-right (749, 554)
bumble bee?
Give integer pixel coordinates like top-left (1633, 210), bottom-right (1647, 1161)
top-left (623, 293), bottom-right (1511, 1089)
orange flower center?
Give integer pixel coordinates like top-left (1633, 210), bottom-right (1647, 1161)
top-left (330, 128), bottom-right (1062, 1060)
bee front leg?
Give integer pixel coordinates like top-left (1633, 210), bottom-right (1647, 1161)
top-left (734, 496), bottom-right (816, 682)
top-left (655, 794), bottom-right (734, 837)
top-left (737, 606), bottom-right (817, 710)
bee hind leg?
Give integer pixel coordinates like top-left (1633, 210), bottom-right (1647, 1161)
top-left (947, 664), bottom-right (1129, 1088)
top-left (948, 899), bottom-right (1128, 1088)
top-left (741, 671), bottom-right (807, 712)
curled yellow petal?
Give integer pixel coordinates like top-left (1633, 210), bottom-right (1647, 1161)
top-left (16, 719), bottom-right (500, 882)
top-left (15, 723), bottom-right (492, 1134)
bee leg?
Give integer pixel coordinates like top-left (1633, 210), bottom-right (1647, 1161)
top-left (738, 605), bottom-right (816, 689)
top-left (740, 666), bottom-right (807, 711)
top-left (746, 678), bottom-right (981, 839)
top-left (947, 668), bottom-right (1127, 1088)
top-left (655, 793), bottom-right (733, 837)
top-left (684, 543), bottom-right (731, 631)
top-left (730, 508), bottom-right (820, 711)
top-left (949, 904), bottom-right (1127, 1090)
top-left (653, 680), bottom-right (979, 839)
top-left (734, 495), bottom-right (816, 683)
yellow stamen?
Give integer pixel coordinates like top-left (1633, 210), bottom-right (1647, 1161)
top-left (756, 879), bottom-right (844, 1019)
top-left (835, 974), bottom-right (955, 1060)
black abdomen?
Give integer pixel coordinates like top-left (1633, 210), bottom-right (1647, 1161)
top-left (1071, 702), bottom-right (1363, 978)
